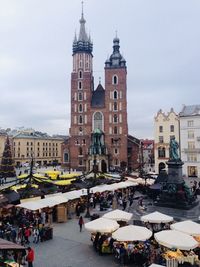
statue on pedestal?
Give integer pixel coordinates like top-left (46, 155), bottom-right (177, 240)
top-left (169, 137), bottom-right (180, 161)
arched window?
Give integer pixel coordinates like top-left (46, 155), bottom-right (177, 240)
top-left (78, 92), bottom-right (82, 101)
top-left (79, 71), bottom-right (82, 79)
top-left (158, 147), bottom-right (166, 158)
top-left (64, 152), bottom-right (69, 162)
top-left (79, 115), bottom-right (83, 124)
top-left (114, 114), bottom-right (118, 123)
top-left (79, 147), bottom-right (83, 155)
top-left (114, 102), bottom-right (118, 111)
top-left (93, 112), bottom-right (104, 131)
top-left (114, 91), bottom-right (118, 100)
top-left (114, 126), bottom-right (118, 134)
top-left (112, 75), bottom-right (118, 85)
top-left (79, 104), bottom-right (83, 112)
top-left (78, 81), bottom-right (82, 90)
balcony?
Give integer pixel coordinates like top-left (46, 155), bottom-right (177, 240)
top-left (183, 148), bottom-right (200, 153)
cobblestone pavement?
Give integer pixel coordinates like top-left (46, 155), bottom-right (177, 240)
top-left (31, 217), bottom-right (120, 267)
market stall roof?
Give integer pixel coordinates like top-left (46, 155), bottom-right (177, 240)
top-left (90, 181), bottom-right (137, 193)
top-left (154, 230), bottom-right (198, 251)
top-left (170, 220), bottom-right (200, 236)
top-left (17, 195), bottom-right (68, 211)
top-left (85, 218), bottom-right (119, 233)
top-left (112, 225), bottom-right (152, 242)
top-left (62, 189), bottom-right (87, 200)
top-left (149, 264), bottom-right (165, 267)
top-left (0, 238), bottom-right (25, 250)
top-left (103, 209), bottom-right (133, 222)
top-left (141, 211), bottom-right (173, 224)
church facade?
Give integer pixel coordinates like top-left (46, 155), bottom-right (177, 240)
top-left (62, 11), bottom-right (138, 172)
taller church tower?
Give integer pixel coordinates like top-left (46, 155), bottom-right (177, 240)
top-left (69, 9), bottom-right (93, 170)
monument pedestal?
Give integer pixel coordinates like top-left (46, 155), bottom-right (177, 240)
top-left (156, 159), bottom-right (198, 210)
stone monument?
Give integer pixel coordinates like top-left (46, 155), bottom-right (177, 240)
top-left (156, 137), bottom-right (198, 209)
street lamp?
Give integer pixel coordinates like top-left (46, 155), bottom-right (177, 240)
top-left (84, 154), bottom-right (98, 218)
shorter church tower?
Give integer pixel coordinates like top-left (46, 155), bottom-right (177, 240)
top-left (104, 37), bottom-right (128, 170)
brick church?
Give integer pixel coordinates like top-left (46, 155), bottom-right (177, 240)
top-left (61, 10), bottom-right (140, 173)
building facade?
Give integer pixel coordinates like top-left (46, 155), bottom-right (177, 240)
top-left (141, 139), bottom-right (155, 173)
top-left (0, 129), bottom-right (64, 167)
top-left (62, 11), bottom-right (132, 172)
top-left (154, 108), bottom-right (179, 174)
top-left (179, 105), bottom-right (200, 178)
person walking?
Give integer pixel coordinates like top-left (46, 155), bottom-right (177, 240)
top-left (78, 216), bottom-right (84, 232)
top-left (26, 247), bottom-right (34, 267)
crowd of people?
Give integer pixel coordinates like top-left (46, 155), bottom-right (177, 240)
top-left (0, 208), bottom-right (52, 266)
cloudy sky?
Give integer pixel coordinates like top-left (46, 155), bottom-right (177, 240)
top-left (0, 0), bottom-right (200, 139)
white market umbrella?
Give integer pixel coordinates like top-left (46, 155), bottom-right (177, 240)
top-left (84, 218), bottom-right (119, 233)
top-left (154, 230), bottom-right (198, 251)
top-left (112, 225), bottom-right (152, 242)
top-left (103, 209), bottom-right (133, 222)
top-left (170, 220), bottom-right (200, 236)
top-left (149, 264), bottom-right (165, 267)
top-left (141, 211), bottom-right (173, 224)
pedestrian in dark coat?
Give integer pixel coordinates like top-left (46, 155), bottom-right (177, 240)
top-left (78, 216), bottom-right (84, 232)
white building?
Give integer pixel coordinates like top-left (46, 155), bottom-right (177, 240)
top-left (154, 108), bottom-right (179, 174)
top-left (179, 105), bottom-right (200, 178)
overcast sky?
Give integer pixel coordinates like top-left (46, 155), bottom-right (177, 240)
top-left (0, 0), bottom-right (200, 139)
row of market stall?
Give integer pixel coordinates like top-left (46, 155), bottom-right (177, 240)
top-left (84, 210), bottom-right (200, 267)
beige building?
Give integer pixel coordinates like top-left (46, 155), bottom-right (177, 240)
top-left (0, 131), bottom-right (7, 161)
top-left (0, 129), bottom-right (65, 167)
top-left (154, 108), bottom-right (179, 173)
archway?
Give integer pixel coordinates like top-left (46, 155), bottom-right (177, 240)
top-left (101, 160), bottom-right (107, 173)
top-left (159, 162), bottom-right (165, 173)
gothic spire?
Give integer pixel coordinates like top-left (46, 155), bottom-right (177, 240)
top-left (73, 2), bottom-right (93, 54)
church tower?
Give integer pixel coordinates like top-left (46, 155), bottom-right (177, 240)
top-left (104, 36), bottom-right (128, 169)
top-left (69, 8), bottom-right (93, 170)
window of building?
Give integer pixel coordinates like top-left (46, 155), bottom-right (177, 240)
top-left (159, 126), bottom-right (163, 133)
top-left (112, 75), bottom-right (118, 85)
top-left (114, 148), bottom-right (118, 154)
top-left (113, 114), bottom-right (118, 123)
top-left (31, 142), bottom-right (33, 146)
top-left (79, 71), bottom-right (82, 79)
top-left (83, 139), bottom-right (86, 144)
top-left (49, 153), bottom-right (51, 157)
top-left (79, 147), bottom-right (83, 155)
top-left (159, 136), bottom-right (164, 143)
top-left (114, 102), bottom-right (118, 111)
top-left (14, 142), bottom-right (15, 146)
top-left (113, 91), bottom-right (118, 100)
top-left (79, 104), bottom-right (83, 112)
top-left (37, 153), bottom-right (39, 157)
top-left (78, 92), bottom-right (83, 101)
top-left (158, 147), bottom-right (166, 158)
top-left (27, 142), bottom-right (29, 146)
top-left (79, 115), bottom-right (83, 124)
top-left (170, 125), bottom-right (174, 132)
top-left (38, 142), bottom-right (40, 146)
top-left (188, 120), bottom-right (194, 127)
top-left (188, 130), bottom-right (194, 139)
top-left (188, 141), bottom-right (195, 149)
top-left (78, 81), bottom-right (82, 90)
top-left (187, 154), bottom-right (197, 162)
top-left (18, 142), bottom-right (20, 146)
top-left (93, 112), bottom-right (103, 131)
top-left (114, 126), bottom-right (118, 134)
